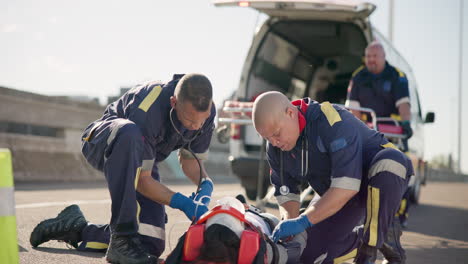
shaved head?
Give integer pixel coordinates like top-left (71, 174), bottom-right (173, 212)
top-left (253, 91), bottom-right (300, 151)
top-left (253, 91), bottom-right (291, 130)
top-left (365, 41), bottom-right (386, 74)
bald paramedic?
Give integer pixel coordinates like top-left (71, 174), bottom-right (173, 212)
top-left (30, 73), bottom-right (216, 264)
top-left (253, 91), bottom-right (412, 264)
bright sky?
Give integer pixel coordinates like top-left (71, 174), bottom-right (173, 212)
top-left (1, 0), bottom-right (467, 172)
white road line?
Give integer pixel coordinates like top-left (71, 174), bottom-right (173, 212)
top-left (16, 199), bottom-right (111, 209)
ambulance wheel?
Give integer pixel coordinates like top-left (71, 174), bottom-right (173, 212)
top-left (409, 176), bottom-right (421, 204)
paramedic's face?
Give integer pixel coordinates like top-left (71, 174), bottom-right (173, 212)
top-left (171, 97), bottom-right (212, 131)
top-left (258, 107), bottom-right (299, 151)
top-left (365, 46), bottom-right (386, 74)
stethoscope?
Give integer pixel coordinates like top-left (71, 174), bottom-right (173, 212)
top-left (169, 107), bottom-right (203, 144)
top-left (279, 110), bottom-right (309, 196)
top-left (169, 107), bottom-right (207, 213)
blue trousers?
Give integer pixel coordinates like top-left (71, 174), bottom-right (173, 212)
top-left (79, 119), bottom-right (166, 257)
top-left (300, 148), bottom-right (411, 264)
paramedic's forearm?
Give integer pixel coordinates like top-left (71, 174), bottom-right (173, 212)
top-left (279, 200), bottom-right (301, 220)
top-left (180, 157), bottom-right (209, 184)
top-left (304, 187), bottom-right (357, 224)
top-left (137, 170), bottom-right (174, 205)
top-left (398, 103), bottom-right (411, 121)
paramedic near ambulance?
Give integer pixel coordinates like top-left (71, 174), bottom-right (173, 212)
top-left (252, 91), bottom-right (412, 264)
top-left (345, 41), bottom-right (413, 227)
top-left (30, 73), bottom-right (216, 264)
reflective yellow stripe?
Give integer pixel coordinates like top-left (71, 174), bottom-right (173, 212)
top-left (85, 241), bottom-right (108, 249)
top-left (398, 199), bottom-right (407, 216)
top-left (369, 187), bottom-right (380, 246)
top-left (320, 102), bottom-right (342, 127)
top-left (381, 142), bottom-right (398, 150)
top-left (390, 114), bottom-right (402, 121)
top-left (134, 167), bottom-right (142, 223)
top-left (395, 67), bottom-right (405, 78)
top-left (352, 65), bottom-right (365, 77)
top-left (138, 85), bottom-right (162, 112)
top-left (364, 186), bottom-right (372, 233)
top-left (334, 248), bottom-right (357, 264)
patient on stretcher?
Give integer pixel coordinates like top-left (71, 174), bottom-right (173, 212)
top-left (165, 196), bottom-right (307, 264)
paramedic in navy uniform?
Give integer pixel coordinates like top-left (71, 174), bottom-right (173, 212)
top-left (252, 91), bottom-right (412, 264)
top-left (346, 41), bottom-right (413, 229)
top-left (30, 73), bottom-right (216, 264)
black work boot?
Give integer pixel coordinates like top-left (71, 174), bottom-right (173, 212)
top-left (105, 233), bottom-right (157, 264)
top-left (380, 217), bottom-right (406, 264)
top-left (30, 204), bottom-right (87, 248)
top-left (354, 243), bottom-right (377, 264)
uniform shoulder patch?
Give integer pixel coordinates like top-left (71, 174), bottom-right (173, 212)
top-left (138, 85), bottom-right (162, 112)
top-left (394, 67), bottom-right (406, 78)
top-left (320, 102), bottom-right (342, 127)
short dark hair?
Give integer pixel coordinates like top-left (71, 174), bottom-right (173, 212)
top-left (197, 224), bottom-right (239, 263)
top-left (175, 73), bottom-right (213, 112)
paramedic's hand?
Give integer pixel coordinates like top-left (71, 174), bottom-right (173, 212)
top-left (400, 120), bottom-right (413, 139)
top-left (271, 215), bottom-right (313, 243)
top-left (170, 192), bottom-right (208, 221)
top-left (193, 178), bottom-right (214, 206)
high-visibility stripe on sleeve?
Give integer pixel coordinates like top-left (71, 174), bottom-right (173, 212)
top-left (320, 102), bottom-right (342, 127)
top-left (142, 159), bottom-right (155, 171)
top-left (179, 149), bottom-right (209, 161)
top-left (138, 223), bottom-right (165, 240)
top-left (395, 97), bottom-right (410, 107)
top-left (85, 241), bottom-right (108, 250)
top-left (368, 159), bottom-right (406, 180)
top-left (138, 85), bottom-right (162, 112)
top-left (275, 193), bottom-right (300, 205)
top-left (334, 248), bottom-right (357, 264)
top-left (331, 177), bottom-right (361, 191)
top-left (344, 99), bottom-right (361, 109)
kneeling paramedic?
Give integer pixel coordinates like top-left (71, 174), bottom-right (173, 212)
top-left (252, 92), bottom-right (412, 264)
top-left (30, 73), bottom-right (216, 264)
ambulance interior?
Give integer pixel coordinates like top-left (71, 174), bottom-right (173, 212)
top-left (241, 20), bottom-right (368, 149)
top-left (245, 20), bottom-right (367, 105)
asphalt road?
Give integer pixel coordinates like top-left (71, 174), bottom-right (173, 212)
top-left (13, 179), bottom-right (468, 263)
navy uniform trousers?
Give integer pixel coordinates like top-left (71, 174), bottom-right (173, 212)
top-left (78, 118), bottom-right (166, 257)
top-left (300, 148), bottom-right (411, 264)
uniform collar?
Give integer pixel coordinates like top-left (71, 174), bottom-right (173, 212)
top-left (292, 98), bottom-right (310, 133)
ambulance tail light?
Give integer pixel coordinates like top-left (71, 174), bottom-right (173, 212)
top-left (231, 124), bottom-right (241, 140)
top-left (238, 1), bottom-right (250, 7)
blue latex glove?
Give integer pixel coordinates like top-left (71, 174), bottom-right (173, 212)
top-left (271, 214), bottom-right (313, 243)
top-left (193, 178), bottom-right (214, 206)
top-left (169, 192), bottom-right (208, 221)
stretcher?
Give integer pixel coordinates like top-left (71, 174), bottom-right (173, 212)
top-left (340, 104), bottom-right (407, 151)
